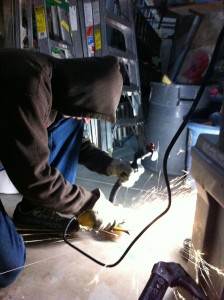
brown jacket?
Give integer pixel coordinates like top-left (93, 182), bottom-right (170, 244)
top-left (0, 49), bottom-right (123, 214)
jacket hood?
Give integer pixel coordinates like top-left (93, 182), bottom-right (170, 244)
top-left (52, 56), bottom-right (123, 123)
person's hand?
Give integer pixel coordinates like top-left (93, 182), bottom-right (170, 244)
top-left (122, 164), bottom-right (144, 188)
top-left (77, 189), bottom-right (124, 231)
top-left (106, 159), bottom-right (133, 184)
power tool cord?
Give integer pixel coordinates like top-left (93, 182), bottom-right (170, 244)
top-left (63, 24), bottom-right (224, 268)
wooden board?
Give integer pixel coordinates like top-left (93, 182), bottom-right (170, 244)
top-left (168, 1), bottom-right (223, 15)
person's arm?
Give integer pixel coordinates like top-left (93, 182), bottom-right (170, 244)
top-left (0, 73), bottom-right (97, 215)
top-left (79, 137), bottom-right (113, 174)
top-left (79, 137), bottom-right (133, 183)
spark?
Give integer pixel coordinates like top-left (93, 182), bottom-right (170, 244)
top-left (188, 245), bottom-right (224, 298)
top-left (194, 249), bottom-right (224, 278)
top-left (173, 289), bottom-right (186, 299)
top-left (0, 251), bottom-right (71, 276)
top-left (177, 240), bottom-right (224, 299)
top-left (177, 149), bottom-right (185, 155)
top-left (86, 264), bottom-right (108, 287)
top-left (131, 270), bottom-right (139, 297)
top-left (88, 274), bottom-right (100, 286)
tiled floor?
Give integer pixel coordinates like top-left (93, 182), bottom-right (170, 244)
top-left (0, 136), bottom-right (197, 300)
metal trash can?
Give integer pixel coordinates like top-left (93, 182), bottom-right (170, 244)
top-left (142, 82), bottom-right (212, 176)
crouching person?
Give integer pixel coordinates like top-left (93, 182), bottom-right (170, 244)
top-left (0, 48), bottom-right (133, 288)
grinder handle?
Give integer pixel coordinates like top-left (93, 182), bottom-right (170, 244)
top-left (108, 159), bottom-right (137, 203)
top-left (138, 273), bottom-right (169, 300)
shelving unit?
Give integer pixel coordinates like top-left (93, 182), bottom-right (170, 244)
top-left (1, 0), bottom-right (145, 152)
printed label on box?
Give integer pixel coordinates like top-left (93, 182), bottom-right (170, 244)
top-left (84, 2), bottom-right (93, 27)
top-left (69, 6), bottom-right (78, 31)
top-left (87, 36), bottom-right (94, 56)
top-left (35, 5), bottom-right (47, 39)
top-left (94, 29), bottom-right (101, 50)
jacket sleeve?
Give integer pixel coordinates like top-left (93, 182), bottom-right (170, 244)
top-left (0, 71), bottom-right (98, 215)
top-left (78, 137), bottom-right (113, 174)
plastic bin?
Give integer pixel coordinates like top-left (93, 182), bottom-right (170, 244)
top-left (143, 82), bottom-right (212, 176)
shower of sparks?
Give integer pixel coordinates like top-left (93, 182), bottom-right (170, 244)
top-left (2, 172), bottom-right (224, 300)
top-left (136, 173), bottom-right (188, 205)
top-left (120, 173), bottom-right (224, 300)
top-left (127, 172), bottom-right (194, 226)
top-left (188, 244), bottom-right (224, 298)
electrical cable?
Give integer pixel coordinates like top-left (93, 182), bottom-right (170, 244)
top-left (63, 24), bottom-right (224, 268)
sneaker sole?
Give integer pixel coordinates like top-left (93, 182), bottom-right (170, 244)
top-left (14, 221), bottom-right (79, 233)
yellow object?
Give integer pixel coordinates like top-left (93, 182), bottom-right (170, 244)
top-left (61, 20), bottom-right (70, 32)
top-left (162, 74), bottom-right (172, 84)
top-left (35, 5), bottom-right (47, 38)
top-left (77, 212), bottom-right (129, 234)
top-left (113, 226), bottom-right (130, 235)
top-left (77, 211), bottom-right (94, 228)
top-left (94, 29), bottom-right (102, 50)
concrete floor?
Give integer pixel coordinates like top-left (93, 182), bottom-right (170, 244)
top-left (0, 136), bottom-right (197, 300)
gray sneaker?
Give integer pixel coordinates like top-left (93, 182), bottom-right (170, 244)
top-left (13, 202), bottom-right (79, 232)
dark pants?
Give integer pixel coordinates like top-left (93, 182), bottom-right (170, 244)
top-left (0, 200), bottom-right (26, 288)
top-left (0, 117), bottom-right (84, 287)
top-left (47, 116), bottom-right (83, 184)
